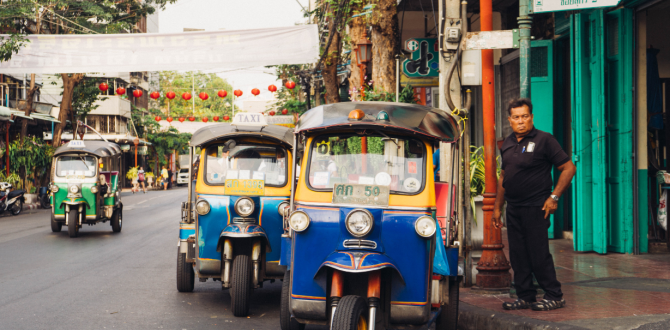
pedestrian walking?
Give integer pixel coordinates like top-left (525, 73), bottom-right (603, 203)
top-left (137, 167), bottom-right (147, 194)
top-left (131, 169), bottom-right (139, 194)
top-left (495, 98), bottom-right (576, 312)
top-left (161, 166), bottom-right (169, 191)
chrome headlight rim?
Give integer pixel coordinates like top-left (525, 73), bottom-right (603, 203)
top-left (278, 201), bottom-right (290, 217)
top-left (414, 215), bottom-right (437, 238)
top-left (195, 199), bottom-right (211, 216)
top-left (288, 210), bottom-right (310, 232)
top-left (51, 185), bottom-right (59, 193)
top-left (90, 185), bottom-right (98, 194)
top-left (69, 185), bottom-right (80, 194)
top-left (234, 197), bottom-right (255, 217)
top-left (345, 209), bottom-right (374, 238)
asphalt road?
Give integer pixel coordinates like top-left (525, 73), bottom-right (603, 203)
top-left (0, 188), bottom-right (297, 330)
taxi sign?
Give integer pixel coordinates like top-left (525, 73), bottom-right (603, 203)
top-left (224, 179), bottom-right (265, 196)
top-left (232, 112), bottom-right (267, 126)
top-left (67, 140), bottom-right (86, 148)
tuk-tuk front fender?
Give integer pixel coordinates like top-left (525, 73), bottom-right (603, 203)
top-left (316, 251), bottom-right (404, 283)
top-left (59, 199), bottom-right (90, 210)
top-left (215, 223), bottom-right (272, 253)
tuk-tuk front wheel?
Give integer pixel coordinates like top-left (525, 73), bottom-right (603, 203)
top-left (435, 277), bottom-right (460, 330)
top-left (230, 254), bottom-right (252, 317)
top-left (51, 213), bottom-right (62, 233)
top-left (332, 295), bottom-right (368, 330)
top-left (280, 271), bottom-right (305, 330)
top-left (111, 208), bottom-right (122, 233)
top-left (68, 209), bottom-right (79, 238)
top-left (176, 249), bottom-right (194, 292)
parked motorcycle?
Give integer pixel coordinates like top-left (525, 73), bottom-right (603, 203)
top-left (0, 182), bottom-right (25, 216)
top-left (39, 186), bottom-right (50, 209)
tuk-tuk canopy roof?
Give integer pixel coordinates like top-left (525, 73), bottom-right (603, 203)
top-left (54, 140), bottom-right (122, 158)
top-left (189, 123), bottom-right (294, 147)
top-left (295, 102), bottom-right (461, 142)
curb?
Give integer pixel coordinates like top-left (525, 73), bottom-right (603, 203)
top-left (458, 302), bottom-right (590, 330)
top-left (22, 203), bottom-right (42, 211)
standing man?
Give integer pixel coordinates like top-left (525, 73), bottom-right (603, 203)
top-left (495, 98), bottom-right (576, 312)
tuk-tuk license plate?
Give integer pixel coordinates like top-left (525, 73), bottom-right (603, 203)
top-left (332, 183), bottom-right (389, 207)
top-left (224, 179), bottom-right (265, 196)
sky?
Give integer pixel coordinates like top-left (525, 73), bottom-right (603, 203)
top-left (157, 0), bottom-right (310, 104)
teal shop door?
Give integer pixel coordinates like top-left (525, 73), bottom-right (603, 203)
top-left (605, 8), bottom-right (634, 253)
top-left (530, 40), bottom-right (557, 238)
top-left (571, 10), bottom-right (608, 254)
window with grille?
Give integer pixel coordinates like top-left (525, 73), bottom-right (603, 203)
top-left (607, 18), bottom-right (619, 57)
top-left (531, 46), bottom-right (548, 77)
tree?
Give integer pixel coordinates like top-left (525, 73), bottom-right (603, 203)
top-left (347, 1), bottom-right (366, 97)
top-left (369, 0), bottom-right (399, 93)
top-left (158, 71), bottom-right (234, 119)
top-left (322, 4), bottom-right (343, 104)
top-left (0, 34), bottom-right (29, 62)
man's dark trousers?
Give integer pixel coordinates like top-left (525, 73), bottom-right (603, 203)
top-left (506, 204), bottom-right (563, 302)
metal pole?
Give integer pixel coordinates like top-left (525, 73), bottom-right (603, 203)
top-left (519, 0), bottom-right (532, 99)
top-left (192, 72), bottom-right (195, 117)
top-left (474, 0), bottom-right (511, 292)
top-left (396, 56), bottom-right (400, 102)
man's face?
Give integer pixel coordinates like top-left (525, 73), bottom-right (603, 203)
top-left (508, 105), bottom-right (534, 135)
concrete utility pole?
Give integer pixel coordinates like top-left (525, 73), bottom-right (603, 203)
top-left (474, 0), bottom-right (512, 292)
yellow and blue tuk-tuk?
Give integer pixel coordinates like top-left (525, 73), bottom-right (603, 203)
top-left (281, 102), bottom-right (462, 330)
top-left (50, 140), bottom-right (123, 238)
top-left (178, 113), bottom-right (294, 317)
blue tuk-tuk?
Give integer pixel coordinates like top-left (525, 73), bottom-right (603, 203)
top-left (281, 102), bottom-right (462, 330)
top-left (177, 113), bottom-right (294, 317)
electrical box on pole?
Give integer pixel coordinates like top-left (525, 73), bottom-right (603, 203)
top-left (443, 19), bottom-right (462, 52)
top-left (461, 50), bottom-right (482, 86)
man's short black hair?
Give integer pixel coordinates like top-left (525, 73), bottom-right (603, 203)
top-left (507, 98), bottom-right (533, 116)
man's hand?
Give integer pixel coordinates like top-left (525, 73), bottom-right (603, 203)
top-left (492, 208), bottom-right (502, 228)
top-left (542, 197), bottom-right (558, 219)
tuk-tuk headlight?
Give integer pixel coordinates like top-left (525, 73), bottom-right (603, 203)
top-left (415, 216), bottom-right (437, 238)
top-left (69, 185), bottom-right (80, 194)
top-left (91, 186), bottom-right (98, 194)
top-left (235, 197), bottom-right (254, 217)
top-left (196, 199), bottom-right (210, 215)
top-left (51, 185), bottom-right (59, 193)
top-left (278, 201), bottom-right (290, 217)
top-left (289, 211), bottom-right (310, 232)
top-left (345, 209), bottom-right (374, 237)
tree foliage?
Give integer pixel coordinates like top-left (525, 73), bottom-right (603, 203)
top-left (158, 71), bottom-right (234, 119)
top-left (0, 34), bottom-right (29, 62)
top-left (133, 106), bottom-right (191, 168)
top-left (70, 78), bottom-right (107, 121)
top-left (8, 136), bottom-right (54, 190)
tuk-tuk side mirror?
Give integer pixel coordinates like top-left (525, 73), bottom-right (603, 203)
top-left (222, 139), bottom-right (237, 152)
top-left (408, 140), bottom-right (424, 155)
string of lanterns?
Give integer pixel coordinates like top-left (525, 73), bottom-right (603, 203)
top-left (99, 81), bottom-right (296, 122)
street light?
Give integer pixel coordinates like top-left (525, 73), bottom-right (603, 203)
top-left (354, 30), bottom-right (372, 170)
top-left (133, 137), bottom-right (140, 167)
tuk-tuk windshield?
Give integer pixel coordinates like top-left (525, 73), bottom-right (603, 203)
top-left (56, 155), bottom-right (97, 177)
top-left (308, 134), bottom-right (425, 194)
top-left (205, 143), bottom-right (288, 186)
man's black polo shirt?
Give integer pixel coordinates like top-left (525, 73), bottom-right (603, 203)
top-left (500, 127), bottom-right (569, 206)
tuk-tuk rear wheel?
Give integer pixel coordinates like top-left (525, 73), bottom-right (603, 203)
top-left (111, 208), bottom-right (122, 233)
top-left (68, 209), bottom-right (79, 238)
top-left (51, 213), bottom-right (62, 232)
top-left (435, 277), bottom-right (460, 330)
top-left (331, 295), bottom-right (368, 330)
top-left (176, 249), bottom-right (195, 292)
top-left (280, 271), bottom-right (305, 330)
top-left (230, 254), bottom-right (252, 317)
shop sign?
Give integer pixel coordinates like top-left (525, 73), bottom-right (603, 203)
top-left (402, 38), bottom-right (439, 78)
top-left (533, 0), bottom-right (622, 13)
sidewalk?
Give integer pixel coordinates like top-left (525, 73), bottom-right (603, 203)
top-left (459, 231), bottom-right (670, 330)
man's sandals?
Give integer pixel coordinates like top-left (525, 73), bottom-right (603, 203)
top-left (503, 298), bottom-right (566, 311)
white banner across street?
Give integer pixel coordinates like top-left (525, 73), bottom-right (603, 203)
top-left (0, 25), bottom-right (319, 74)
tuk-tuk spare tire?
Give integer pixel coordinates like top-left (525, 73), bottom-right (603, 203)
top-left (332, 295), bottom-right (368, 330)
top-left (435, 277), bottom-right (460, 330)
top-left (51, 212), bottom-right (62, 233)
top-left (280, 271), bottom-right (305, 330)
top-left (68, 208), bottom-right (79, 238)
top-left (111, 208), bottom-right (122, 233)
top-left (176, 248), bottom-right (195, 292)
top-left (230, 254), bottom-right (252, 317)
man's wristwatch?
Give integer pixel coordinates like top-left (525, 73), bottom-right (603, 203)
top-left (550, 194), bottom-right (559, 201)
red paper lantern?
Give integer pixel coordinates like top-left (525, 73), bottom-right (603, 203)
top-left (182, 92), bottom-right (192, 101)
top-left (269, 111), bottom-right (276, 116)
top-left (150, 91), bottom-right (160, 100)
top-left (202, 117), bottom-right (209, 123)
top-left (167, 117), bottom-right (173, 122)
top-left (166, 91), bottom-right (176, 100)
top-left (178, 117), bottom-right (185, 122)
top-left (268, 84), bottom-right (277, 92)
top-left (282, 109), bottom-right (288, 115)
top-left (154, 116), bottom-right (161, 122)
top-left (218, 90), bottom-right (228, 98)
top-left (223, 115), bottom-right (230, 121)
top-left (116, 87), bottom-right (126, 95)
top-left (233, 89), bottom-right (243, 97)
top-left (199, 92), bottom-right (209, 101)
top-left (99, 82), bottom-right (109, 92)
top-left (133, 89), bottom-right (143, 98)
top-left (213, 116), bottom-right (220, 122)
top-left (188, 116), bottom-right (195, 122)
top-left (251, 88), bottom-right (260, 96)
top-left (285, 81), bottom-right (296, 89)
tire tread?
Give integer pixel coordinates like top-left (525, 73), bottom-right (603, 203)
top-left (332, 295), bottom-right (367, 330)
top-left (231, 254), bottom-right (252, 317)
top-left (176, 250), bottom-right (195, 292)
